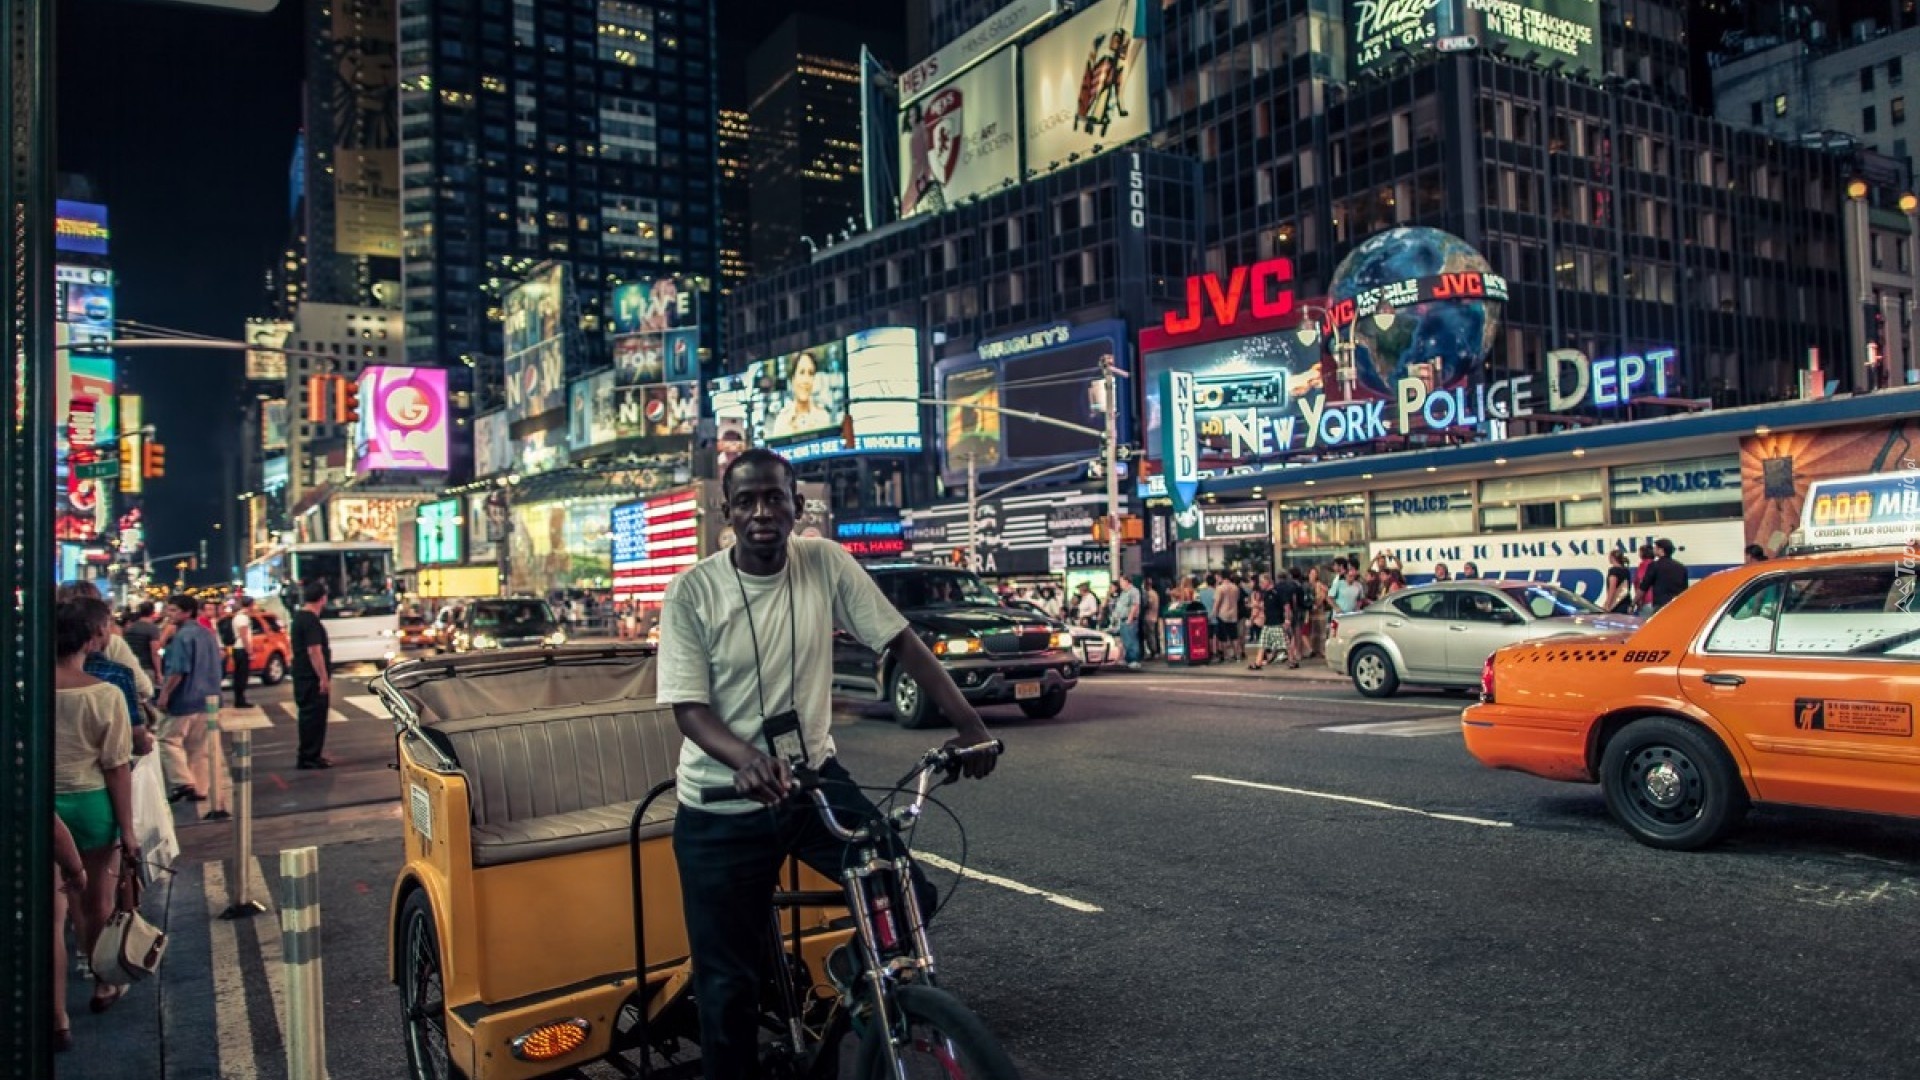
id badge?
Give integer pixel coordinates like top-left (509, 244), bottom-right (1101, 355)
top-left (762, 709), bottom-right (806, 767)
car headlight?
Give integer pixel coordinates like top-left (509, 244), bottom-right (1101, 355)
top-left (933, 638), bottom-right (982, 656)
top-left (471, 633), bottom-right (497, 649)
top-left (1051, 631), bottom-right (1073, 649)
top-left (545, 631), bottom-right (567, 646)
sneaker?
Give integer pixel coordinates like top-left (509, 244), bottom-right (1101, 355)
top-left (1127, 662), bottom-right (1142, 671)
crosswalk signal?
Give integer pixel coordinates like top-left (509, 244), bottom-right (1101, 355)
top-left (334, 375), bottom-right (360, 425)
top-left (141, 441), bottom-right (166, 479)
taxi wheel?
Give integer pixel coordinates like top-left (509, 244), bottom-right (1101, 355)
top-left (1601, 717), bottom-right (1750, 851)
top-left (1350, 646), bottom-right (1400, 698)
top-left (890, 667), bottom-right (937, 729)
top-left (399, 891), bottom-right (462, 1079)
top-left (261, 652), bottom-right (287, 686)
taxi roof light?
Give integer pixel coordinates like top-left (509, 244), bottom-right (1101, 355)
top-left (510, 1017), bottom-right (590, 1062)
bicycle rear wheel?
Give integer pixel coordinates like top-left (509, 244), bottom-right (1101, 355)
top-left (857, 985), bottom-right (1021, 1080)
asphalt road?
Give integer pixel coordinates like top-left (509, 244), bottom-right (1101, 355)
top-left (164, 666), bottom-right (1920, 1080)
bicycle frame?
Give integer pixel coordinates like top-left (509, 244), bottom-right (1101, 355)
top-left (629, 743), bottom-right (998, 1079)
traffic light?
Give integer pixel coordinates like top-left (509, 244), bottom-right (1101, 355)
top-left (306, 375), bottom-right (331, 422)
top-left (141, 441), bottom-right (166, 479)
top-left (334, 375), bottom-right (360, 425)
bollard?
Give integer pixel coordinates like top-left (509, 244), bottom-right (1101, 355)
top-left (221, 728), bottom-right (267, 918)
top-left (203, 694), bottom-right (232, 818)
top-left (280, 846), bottom-right (328, 1080)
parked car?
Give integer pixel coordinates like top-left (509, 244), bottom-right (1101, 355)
top-left (832, 561), bottom-right (1080, 726)
top-left (225, 610), bottom-right (294, 686)
top-left (1325, 580), bottom-right (1639, 697)
top-left (1466, 549), bottom-right (1920, 850)
top-left (451, 598), bottom-right (568, 653)
top-left (1007, 599), bottom-right (1126, 672)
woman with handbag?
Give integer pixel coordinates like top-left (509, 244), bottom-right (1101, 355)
top-left (53, 595), bottom-right (139, 1016)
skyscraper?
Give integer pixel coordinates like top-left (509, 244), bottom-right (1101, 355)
top-left (296, 0), bottom-right (403, 311)
top-left (746, 12), bottom-right (902, 272)
top-left (396, 0), bottom-right (722, 392)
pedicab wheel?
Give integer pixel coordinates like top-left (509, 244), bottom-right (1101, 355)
top-left (856, 986), bottom-right (1020, 1080)
top-left (400, 891), bottom-right (462, 1079)
top-left (890, 667), bottom-right (937, 729)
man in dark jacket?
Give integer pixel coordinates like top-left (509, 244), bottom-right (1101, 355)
top-left (1647, 538), bottom-right (1690, 611)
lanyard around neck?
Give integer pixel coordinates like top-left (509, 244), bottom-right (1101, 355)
top-left (730, 551), bottom-right (799, 723)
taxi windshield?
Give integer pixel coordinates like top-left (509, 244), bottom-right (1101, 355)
top-left (1498, 584), bottom-right (1602, 619)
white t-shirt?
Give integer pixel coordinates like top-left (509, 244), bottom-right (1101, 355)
top-left (231, 611), bottom-right (254, 647)
top-left (657, 537), bottom-right (909, 813)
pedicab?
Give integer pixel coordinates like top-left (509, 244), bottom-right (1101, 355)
top-left (373, 643), bottom-right (1019, 1080)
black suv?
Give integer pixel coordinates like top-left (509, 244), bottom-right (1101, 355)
top-left (832, 561), bottom-right (1080, 727)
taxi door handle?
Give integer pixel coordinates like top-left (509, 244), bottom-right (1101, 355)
top-left (1702, 673), bottom-right (1746, 687)
top-left (1447, 625), bottom-right (1468, 632)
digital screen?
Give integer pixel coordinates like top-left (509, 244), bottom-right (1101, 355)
top-left (55, 201), bottom-right (109, 255)
top-left (609, 277), bottom-right (698, 337)
top-left (758, 340), bottom-right (847, 442)
top-left (416, 498), bottom-right (464, 565)
top-left (935, 319), bottom-right (1129, 484)
top-left (502, 263), bottom-right (567, 422)
top-left (899, 48), bottom-right (1019, 219)
top-left (788, 327), bottom-right (923, 463)
top-left (473, 410), bottom-right (512, 477)
top-left (1138, 329), bottom-right (1320, 496)
top-left (611, 490), bottom-right (701, 602)
top-left (354, 366), bottom-right (449, 473)
top-left (1021, 0), bottom-right (1151, 179)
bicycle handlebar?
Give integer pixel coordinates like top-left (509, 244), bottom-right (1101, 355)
top-left (694, 740), bottom-right (1004, 822)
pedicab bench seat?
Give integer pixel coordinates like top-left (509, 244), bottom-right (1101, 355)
top-left (400, 655), bottom-right (681, 868)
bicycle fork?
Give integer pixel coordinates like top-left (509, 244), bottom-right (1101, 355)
top-left (842, 848), bottom-right (937, 1077)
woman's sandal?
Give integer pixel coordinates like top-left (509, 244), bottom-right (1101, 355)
top-left (89, 984), bottom-right (123, 1014)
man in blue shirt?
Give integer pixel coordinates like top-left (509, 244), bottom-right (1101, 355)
top-left (158, 594), bottom-right (223, 802)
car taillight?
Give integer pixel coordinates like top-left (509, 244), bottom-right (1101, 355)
top-left (1328, 618), bottom-right (1339, 640)
top-left (1479, 654), bottom-right (1496, 703)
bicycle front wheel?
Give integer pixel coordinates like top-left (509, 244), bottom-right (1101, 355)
top-left (857, 985), bottom-right (1022, 1080)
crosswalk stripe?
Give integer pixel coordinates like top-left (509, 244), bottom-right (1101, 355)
top-left (341, 694), bottom-right (388, 720)
top-left (327, 710), bottom-right (353, 725)
top-left (1321, 717), bottom-right (1462, 738)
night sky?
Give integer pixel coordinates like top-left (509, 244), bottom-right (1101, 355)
top-left (55, 0), bottom-right (904, 581)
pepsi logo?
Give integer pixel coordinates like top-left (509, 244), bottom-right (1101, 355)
top-left (644, 397), bottom-right (667, 424)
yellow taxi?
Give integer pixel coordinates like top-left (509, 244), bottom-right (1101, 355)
top-left (1464, 547), bottom-right (1919, 849)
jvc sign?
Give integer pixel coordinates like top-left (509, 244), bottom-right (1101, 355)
top-left (1162, 259), bottom-right (1295, 337)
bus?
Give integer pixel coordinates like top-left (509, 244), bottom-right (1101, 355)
top-left (243, 542), bottom-right (400, 667)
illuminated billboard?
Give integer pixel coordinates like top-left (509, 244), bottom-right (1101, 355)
top-left (569, 370), bottom-right (623, 451)
top-left (755, 340), bottom-right (848, 443)
top-left (331, 0), bottom-right (401, 257)
top-left (609, 277), bottom-right (698, 337)
top-left (261, 398), bottom-right (289, 452)
top-left (934, 320), bottom-right (1128, 485)
top-left (353, 365), bottom-right (449, 473)
top-left (245, 318), bottom-right (294, 382)
top-left (57, 265), bottom-right (114, 334)
top-left (55, 201), bottom-right (109, 255)
top-left (611, 490), bottom-right (702, 603)
top-left (899, 48), bottom-right (1020, 219)
top-left (415, 498), bottom-right (464, 566)
top-left (1348, 0), bottom-right (1601, 78)
top-left (899, 0), bottom-right (1056, 103)
top-left (1021, 0), bottom-right (1152, 179)
top-left (503, 263), bottom-right (567, 423)
top-left (330, 497), bottom-right (408, 545)
top-left (473, 409), bottom-right (512, 477)
top-left (58, 355), bottom-right (117, 541)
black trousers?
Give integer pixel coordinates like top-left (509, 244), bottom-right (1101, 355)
top-left (230, 646), bottom-right (251, 706)
top-left (672, 759), bottom-right (935, 1080)
top-left (292, 675), bottom-right (328, 763)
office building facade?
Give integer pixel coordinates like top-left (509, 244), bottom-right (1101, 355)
top-left (396, 0), bottom-right (722, 392)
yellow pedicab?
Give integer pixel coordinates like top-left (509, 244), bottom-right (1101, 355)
top-left (374, 644), bottom-right (1019, 1080)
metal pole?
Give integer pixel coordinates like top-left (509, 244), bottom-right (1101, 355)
top-left (1, 0), bottom-right (56, 1071)
top-left (204, 694), bottom-right (231, 818)
top-left (966, 453), bottom-right (977, 571)
top-left (222, 726), bottom-right (267, 918)
top-left (1103, 357), bottom-right (1121, 587)
top-left (280, 846), bottom-right (328, 1080)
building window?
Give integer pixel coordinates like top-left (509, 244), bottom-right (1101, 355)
top-left (1863, 106), bottom-right (1877, 132)
top-left (1750, 101), bottom-right (1762, 126)
top-left (1609, 456), bottom-right (1741, 525)
top-left (1773, 94), bottom-right (1788, 117)
top-left (1861, 66), bottom-right (1875, 92)
top-left (1890, 56), bottom-right (1904, 86)
top-left (1893, 97), bottom-right (1907, 125)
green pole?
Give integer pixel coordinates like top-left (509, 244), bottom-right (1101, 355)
top-left (2, 0), bottom-right (57, 1071)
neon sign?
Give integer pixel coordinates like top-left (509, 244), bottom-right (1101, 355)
top-left (1162, 258), bottom-right (1295, 337)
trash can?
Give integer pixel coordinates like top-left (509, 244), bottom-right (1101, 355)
top-left (1178, 601), bottom-right (1211, 665)
top-left (1163, 606), bottom-right (1189, 662)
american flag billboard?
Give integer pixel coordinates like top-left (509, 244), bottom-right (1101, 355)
top-left (611, 489), bottom-right (702, 602)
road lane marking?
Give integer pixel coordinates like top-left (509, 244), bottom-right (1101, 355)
top-left (1193, 774), bottom-right (1513, 829)
top-left (915, 851), bottom-right (1103, 914)
top-left (341, 694), bottom-right (388, 719)
top-left (247, 856), bottom-right (289, 1042)
top-left (327, 710), bottom-right (353, 724)
top-left (1125, 686), bottom-right (1457, 711)
top-left (219, 706), bottom-right (273, 731)
top-left (1320, 718), bottom-right (1463, 737)
top-left (204, 862), bottom-right (261, 1079)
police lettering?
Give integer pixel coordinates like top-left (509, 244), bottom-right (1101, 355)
top-left (1638, 472), bottom-right (1725, 495)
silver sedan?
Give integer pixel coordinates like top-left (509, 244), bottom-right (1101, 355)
top-left (1324, 581), bottom-right (1640, 698)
